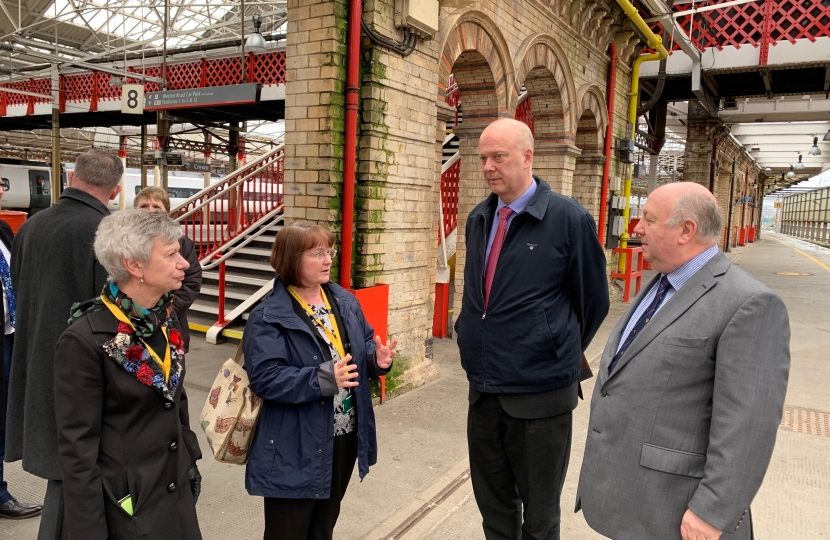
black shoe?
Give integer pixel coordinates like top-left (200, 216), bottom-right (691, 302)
top-left (0, 497), bottom-right (43, 519)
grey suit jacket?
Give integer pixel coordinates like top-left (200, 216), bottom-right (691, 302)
top-left (576, 252), bottom-right (790, 540)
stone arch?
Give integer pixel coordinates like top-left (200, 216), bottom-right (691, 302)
top-left (437, 11), bottom-right (514, 122)
top-left (574, 85), bottom-right (607, 155)
top-left (573, 85), bottom-right (608, 221)
top-left (512, 33), bottom-right (578, 141)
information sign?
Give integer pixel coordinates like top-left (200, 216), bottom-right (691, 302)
top-left (144, 83), bottom-right (261, 111)
top-left (121, 84), bottom-right (145, 114)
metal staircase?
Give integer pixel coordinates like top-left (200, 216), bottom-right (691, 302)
top-left (170, 144), bottom-right (285, 343)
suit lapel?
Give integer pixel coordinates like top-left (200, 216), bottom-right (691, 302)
top-left (598, 275), bottom-right (658, 386)
top-left (604, 252), bottom-right (729, 382)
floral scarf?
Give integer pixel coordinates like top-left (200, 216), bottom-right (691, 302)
top-left (69, 283), bottom-right (186, 401)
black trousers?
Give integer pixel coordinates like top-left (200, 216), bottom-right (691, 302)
top-left (263, 430), bottom-right (358, 540)
top-left (468, 393), bottom-right (573, 540)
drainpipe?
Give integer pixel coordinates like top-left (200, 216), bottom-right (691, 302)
top-left (614, 0), bottom-right (669, 259)
top-left (599, 42), bottom-right (617, 245)
top-left (340, 0), bottom-right (362, 289)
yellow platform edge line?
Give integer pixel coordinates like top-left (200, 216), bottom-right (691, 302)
top-left (775, 239), bottom-right (830, 273)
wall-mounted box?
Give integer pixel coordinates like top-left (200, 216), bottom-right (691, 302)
top-left (395, 0), bottom-right (439, 39)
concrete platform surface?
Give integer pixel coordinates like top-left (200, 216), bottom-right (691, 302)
top-left (2, 230), bottom-right (829, 539)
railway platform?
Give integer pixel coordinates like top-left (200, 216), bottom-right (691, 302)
top-left (2, 230), bottom-right (829, 539)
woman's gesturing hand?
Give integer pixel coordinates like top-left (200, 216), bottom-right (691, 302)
top-left (334, 355), bottom-right (360, 388)
top-left (375, 336), bottom-right (398, 370)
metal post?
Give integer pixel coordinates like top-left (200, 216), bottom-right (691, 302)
top-left (140, 124), bottom-right (148, 189)
top-left (725, 160), bottom-right (736, 251)
top-left (217, 257), bottom-right (227, 325)
top-left (241, 0), bottom-right (246, 80)
top-left (51, 64), bottom-right (60, 205)
top-left (158, 112), bottom-right (169, 190)
top-left (647, 153), bottom-right (659, 194)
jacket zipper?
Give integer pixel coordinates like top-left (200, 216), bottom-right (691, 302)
top-left (481, 213), bottom-right (488, 320)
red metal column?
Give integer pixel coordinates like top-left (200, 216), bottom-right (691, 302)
top-left (339, 0), bottom-right (362, 289)
top-left (598, 42), bottom-right (616, 244)
top-left (759, 0), bottom-right (773, 66)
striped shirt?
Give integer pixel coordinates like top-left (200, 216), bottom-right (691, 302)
top-left (616, 245), bottom-right (720, 353)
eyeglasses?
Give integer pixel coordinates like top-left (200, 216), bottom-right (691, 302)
top-left (305, 248), bottom-right (337, 261)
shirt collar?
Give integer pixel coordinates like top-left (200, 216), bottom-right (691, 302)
top-left (665, 245), bottom-right (720, 292)
top-left (496, 179), bottom-right (537, 216)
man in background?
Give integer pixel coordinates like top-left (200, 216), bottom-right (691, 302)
top-left (6, 148), bottom-right (123, 539)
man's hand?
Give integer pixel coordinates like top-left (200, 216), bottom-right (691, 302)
top-left (681, 509), bottom-right (722, 540)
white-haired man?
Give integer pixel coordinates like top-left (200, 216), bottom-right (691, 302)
top-left (576, 182), bottom-right (791, 540)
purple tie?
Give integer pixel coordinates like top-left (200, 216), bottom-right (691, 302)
top-left (483, 207), bottom-right (514, 310)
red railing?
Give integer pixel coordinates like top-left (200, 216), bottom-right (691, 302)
top-left (647, 0), bottom-right (830, 62)
top-left (1, 51), bottom-right (286, 116)
top-left (515, 96), bottom-right (535, 135)
top-left (445, 73), bottom-right (460, 126)
top-left (440, 156), bottom-right (460, 242)
top-left (170, 144), bottom-right (285, 261)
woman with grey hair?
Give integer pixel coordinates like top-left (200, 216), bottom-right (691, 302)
top-left (53, 209), bottom-right (203, 540)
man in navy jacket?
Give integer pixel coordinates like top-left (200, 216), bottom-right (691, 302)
top-left (455, 118), bottom-right (609, 540)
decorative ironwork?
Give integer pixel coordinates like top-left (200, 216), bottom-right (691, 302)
top-left (1, 52), bottom-right (287, 116)
top-left (515, 96), bottom-right (535, 135)
top-left (440, 159), bottom-right (460, 240)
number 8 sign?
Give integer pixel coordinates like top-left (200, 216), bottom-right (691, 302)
top-left (121, 84), bottom-right (145, 114)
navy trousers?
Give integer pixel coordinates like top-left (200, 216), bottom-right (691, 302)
top-left (0, 333), bottom-right (13, 505)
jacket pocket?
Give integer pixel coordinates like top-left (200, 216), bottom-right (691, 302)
top-left (640, 443), bottom-right (706, 478)
top-left (663, 336), bottom-right (709, 348)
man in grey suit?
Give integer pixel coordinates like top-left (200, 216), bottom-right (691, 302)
top-left (576, 182), bottom-right (790, 540)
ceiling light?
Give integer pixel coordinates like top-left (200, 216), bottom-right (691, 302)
top-left (786, 165), bottom-right (795, 178)
top-left (245, 14), bottom-right (268, 53)
top-left (823, 129), bottom-right (830, 142)
top-left (808, 136), bottom-right (821, 156)
top-left (794, 153), bottom-right (805, 170)
top-left (109, 75), bottom-right (123, 87)
top-left (3, 137), bottom-right (10, 148)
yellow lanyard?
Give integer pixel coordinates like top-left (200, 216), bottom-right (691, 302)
top-left (101, 296), bottom-right (171, 382)
top-left (287, 286), bottom-right (346, 360)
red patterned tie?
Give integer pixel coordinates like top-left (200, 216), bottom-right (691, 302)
top-left (483, 207), bottom-right (514, 310)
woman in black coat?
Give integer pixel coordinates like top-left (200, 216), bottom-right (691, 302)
top-left (54, 210), bottom-right (202, 540)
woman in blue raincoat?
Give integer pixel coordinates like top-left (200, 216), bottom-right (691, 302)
top-left (243, 221), bottom-right (397, 540)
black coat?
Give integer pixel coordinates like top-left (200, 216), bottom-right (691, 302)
top-left (6, 188), bottom-right (110, 479)
top-left (55, 308), bottom-right (202, 540)
top-left (172, 236), bottom-right (202, 352)
top-left (455, 177), bottom-right (610, 394)
top-left (0, 219), bottom-right (13, 431)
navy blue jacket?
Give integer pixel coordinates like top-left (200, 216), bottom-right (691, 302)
top-left (455, 177), bottom-right (609, 394)
top-left (243, 280), bottom-right (383, 499)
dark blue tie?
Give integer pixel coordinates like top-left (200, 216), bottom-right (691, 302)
top-left (609, 274), bottom-right (671, 373)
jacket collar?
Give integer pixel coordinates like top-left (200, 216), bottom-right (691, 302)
top-left (60, 187), bottom-right (111, 216)
top-left (469, 176), bottom-right (550, 222)
top-left (262, 279), bottom-right (356, 330)
top-left (601, 251), bottom-right (730, 384)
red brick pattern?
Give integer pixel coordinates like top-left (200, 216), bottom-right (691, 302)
top-left (514, 43), bottom-right (572, 145)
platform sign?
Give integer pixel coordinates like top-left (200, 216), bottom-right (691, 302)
top-left (163, 153), bottom-right (185, 167)
top-left (188, 162), bottom-right (212, 173)
top-left (142, 152), bottom-right (159, 166)
top-left (144, 83), bottom-right (261, 111)
top-left (121, 84), bottom-right (145, 114)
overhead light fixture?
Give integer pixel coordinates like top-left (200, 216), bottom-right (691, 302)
top-left (794, 153), bottom-right (805, 170)
top-left (786, 165), bottom-right (795, 178)
top-left (109, 75), bottom-right (123, 87)
top-left (750, 146), bottom-right (760, 155)
top-left (244, 14), bottom-right (268, 53)
top-left (823, 129), bottom-right (830, 142)
top-left (764, 167), bottom-right (772, 174)
top-left (3, 137), bottom-right (10, 148)
top-left (808, 136), bottom-right (821, 156)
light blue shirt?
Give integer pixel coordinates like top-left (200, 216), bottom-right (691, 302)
top-left (484, 179), bottom-right (537, 264)
top-left (616, 245), bottom-right (720, 353)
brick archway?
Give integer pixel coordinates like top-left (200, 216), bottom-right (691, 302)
top-left (573, 85), bottom-right (608, 221)
top-left (438, 14), bottom-right (513, 124)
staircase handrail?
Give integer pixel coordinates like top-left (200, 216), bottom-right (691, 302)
top-left (442, 151), bottom-right (460, 173)
top-left (170, 143), bottom-right (285, 220)
top-left (200, 210), bottom-right (284, 269)
top-left (206, 279), bottom-right (276, 344)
